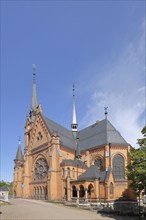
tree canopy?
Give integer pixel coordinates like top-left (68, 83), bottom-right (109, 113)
top-left (127, 126), bottom-right (146, 195)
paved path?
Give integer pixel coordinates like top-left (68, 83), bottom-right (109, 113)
top-left (0, 198), bottom-right (138, 220)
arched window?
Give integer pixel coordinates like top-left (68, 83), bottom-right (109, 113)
top-left (113, 155), bottom-right (125, 180)
top-left (67, 167), bottom-right (70, 177)
top-left (72, 168), bottom-right (75, 178)
top-left (110, 182), bottom-right (114, 195)
top-left (94, 157), bottom-right (104, 170)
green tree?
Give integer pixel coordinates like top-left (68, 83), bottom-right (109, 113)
top-left (127, 126), bottom-right (146, 196)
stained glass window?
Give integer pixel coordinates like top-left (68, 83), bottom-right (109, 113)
top-left (113, 155), bottom-right (125, 180)
top-left (34, 158), bottom-right (48, 180)
top-left (110, 182), bottom-right (113, 194)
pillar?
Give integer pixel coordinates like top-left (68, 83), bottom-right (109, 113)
top-left (76, 188), bottom-right (79, 204)
top-left (85, 188), bottom-right (88, 202)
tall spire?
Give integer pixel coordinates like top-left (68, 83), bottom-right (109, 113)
top-left (30, 64), bottom-right (38, 119)
top-left (71, 83), bottom-right (78, 133)
top-left (15, 137), bottom-right (23, 160)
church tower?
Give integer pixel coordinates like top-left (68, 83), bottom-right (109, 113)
top-left (13, 138), bottom-right (24, 197)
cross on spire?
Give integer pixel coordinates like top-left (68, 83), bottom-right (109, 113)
top-left (104, 106), bottom-right (108, 119)
top-left (32, 64), bottom-right (36, 84)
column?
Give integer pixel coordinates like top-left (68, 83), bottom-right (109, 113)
top-left (76, 188), bottom-right (79, 204)
top-left (85, 188), bottom-right (88, 202)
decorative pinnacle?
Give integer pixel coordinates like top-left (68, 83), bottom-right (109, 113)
top-left (32, 64), bottom-right (36, 83)
top-left (104, 106), bottom-right (108, 118)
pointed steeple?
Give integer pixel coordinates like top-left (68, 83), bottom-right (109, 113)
top-left (15, 137), bottom-right (23, 160)
top-left (71, 84), bottom-right (78, 133)
top-left (29, 64), bottom-right (38, 119)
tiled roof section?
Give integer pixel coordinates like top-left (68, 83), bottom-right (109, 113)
top-left (43, 115), bottom-right (128, 151)
top-left (78, 165), bottom-right (100, 181)
top-left (78, 119), bottom-right (128, 150)
top-left (43, 115), bottom-right (76, 149)
top-left (60, 159), bottom-right (87, 168)
top-left (78, 165), bottom-right (110, 182)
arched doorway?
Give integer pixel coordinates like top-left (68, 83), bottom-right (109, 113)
top-left (88, 184), bottom-right (94, 197)
top-left (79, 185), bottom-right (85, 198)
top-left (72, 185), bottom-right (77, 197)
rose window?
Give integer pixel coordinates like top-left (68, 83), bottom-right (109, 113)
top-left (34, 158), bottom-right (48, 180)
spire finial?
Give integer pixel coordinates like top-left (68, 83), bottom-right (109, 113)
top-left (32, 64), bottom-right (36, 84)
top-left (104, 106), bottom-right (108, 119)
top-left (18, 136), bottom-right (21, 144)
top-left (72, 83), bottom-right (75, 97)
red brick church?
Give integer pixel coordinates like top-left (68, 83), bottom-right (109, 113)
top-left (13, 66), bottom-right (134, 202)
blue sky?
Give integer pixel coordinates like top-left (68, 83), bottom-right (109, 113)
top-left (1, 1), bottom-right (145, 182)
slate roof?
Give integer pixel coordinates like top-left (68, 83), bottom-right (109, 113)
top-left (43, 115), bottom-right (128, 151)
top-left (43, 115), bottom-right (76, 149)
top-left (77, 165), bottom-right (110, 182)
top-left (60, 159), bottom-right (87, 168)
top-left (15, 144), bottom-right (23, 160)
top-left (78, 119), bottom-right (128, 150)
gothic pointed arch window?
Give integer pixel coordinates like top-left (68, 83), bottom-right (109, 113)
top-left (94, 156), bottom-right (104, 170)
top-left (110, 182), bottom-right (114, 195)
top-left (113, 154), bottom-right (125, 180)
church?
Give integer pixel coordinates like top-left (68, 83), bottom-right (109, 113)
top-left (13, 66), bottom-right (133, 202)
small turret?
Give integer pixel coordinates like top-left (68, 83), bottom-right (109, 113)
top-left (15, 137), bottom-right (23, 161)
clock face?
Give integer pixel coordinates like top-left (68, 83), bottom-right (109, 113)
top-left (34, 158), bottom-right (48, 180)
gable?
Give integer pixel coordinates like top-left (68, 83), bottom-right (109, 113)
top-left (29, 114), bottom-right (50, 149)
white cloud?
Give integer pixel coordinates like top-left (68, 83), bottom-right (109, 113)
top-left (79, 21), bottom-right (145, 148)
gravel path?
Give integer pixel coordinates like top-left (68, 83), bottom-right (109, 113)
top-left (0, 198), bottom-right (138, 220)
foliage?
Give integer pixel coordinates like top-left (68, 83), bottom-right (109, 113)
top-left (127, 126), bottom-right (146, 196)
top-left (0, 181), bottom-right (13, 194)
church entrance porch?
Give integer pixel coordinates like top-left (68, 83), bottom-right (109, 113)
top-left (30, 185), bottom-right (48, 200)
top-left (71, 182), bottom-right (95, 203)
